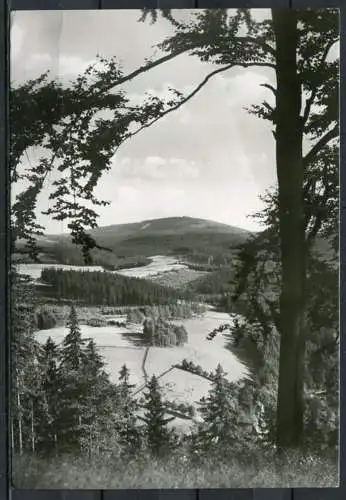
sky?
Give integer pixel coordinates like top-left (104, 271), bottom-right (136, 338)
top-left (11, 9), bottom-right (278, 233)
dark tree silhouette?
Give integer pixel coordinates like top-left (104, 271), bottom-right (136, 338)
top-left (141, 375), bottom-right (174, 456)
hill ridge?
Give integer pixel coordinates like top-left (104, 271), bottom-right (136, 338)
top-left (45, 216), bottom-right (251, 238)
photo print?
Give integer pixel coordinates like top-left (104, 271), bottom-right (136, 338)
top-left (10, 8), bottom-right (339, 488)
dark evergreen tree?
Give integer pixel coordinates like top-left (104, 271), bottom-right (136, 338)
top-left (61, 305), bottom-right (86, 371)
top-left (58, 305), bottom-right (87, 452)
top-left (141, 375), bottom-right (174, 456)
top-left (116, 365), bottom-right (141, 454)
top-left (37, 337), bottom-right (61, 454)
top-left (197, 365), bottom-right (239, 454)
top-left (79, 339), bottom-right (115, 456)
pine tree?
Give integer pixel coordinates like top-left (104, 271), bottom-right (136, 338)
top-left (37, 337), bottom-right (61, 455)
top-left (116, 365), bottom-right (141, 454)
top-left (58, 305), bottom-right (87, 453)
top-left (79, 339), bottom-right (114, 456)
top-left (197, 365), bottom-right (239, 455)
top-left (61, 305), bottom-right (86, 371)
top-left (141, 375), bottom-right (174, 457)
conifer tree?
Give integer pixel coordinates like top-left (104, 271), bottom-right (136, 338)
top-left (58, 305), bottom-right (87, 452)
top-left (197, 365), bottom-right (238, 454)
top-left (37, 337), bottom-right (61, 454)
top-left (79, 339), bottom-right (114, 456)
top-left (141, 375), bottom-right (174, 456)
top-left (116, 365), bottom-right (141, 454)
top-left (61, 305), bottom-right (86, 371)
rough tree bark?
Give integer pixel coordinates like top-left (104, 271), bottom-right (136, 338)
top-left (272, 9), bottom-right (307, 449)
top-left (17, 388), bottom-right (23, 455)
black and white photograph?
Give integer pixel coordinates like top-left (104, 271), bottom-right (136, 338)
top-left (10, 8), bottom-right (339, 488)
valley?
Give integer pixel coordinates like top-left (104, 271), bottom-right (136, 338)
top-left (35, 308), bottom-right (249, 432)
top-left (15, 217), bottom-right (252, 432)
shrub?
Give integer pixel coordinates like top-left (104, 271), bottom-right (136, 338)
top-left (34, 307), bottom-right (57, 330)
top-left (127, 309), bottom-right (145, 324)
top-left (86, 317), bottom-right (107, 327)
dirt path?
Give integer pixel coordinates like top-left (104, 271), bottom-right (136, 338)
top-left (134, 365), bottom-right (176, 396)
top-left (141, 346), bottom-right (150, 384)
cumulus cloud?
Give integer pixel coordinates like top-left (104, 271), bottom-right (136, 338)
top-left (58, 55), bottom-right (97, 76)
top-left (116, 156), bottom-right (200, 183)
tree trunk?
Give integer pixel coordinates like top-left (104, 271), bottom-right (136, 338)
top-left (11, 419), bottom-right (14, 454)
top-left (272, 9), bottom-right (306, 450)
top-left (16, 383), bottom-right (23, 455)
top-left (30, 399), bottom-right (35, 454)
top-left (54, 431), bottom-right (58, 456)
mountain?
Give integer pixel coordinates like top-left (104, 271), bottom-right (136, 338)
top-left (14, 217), bottom-right (252, 267)
top-left (88, 216), bottom-right (250, 240)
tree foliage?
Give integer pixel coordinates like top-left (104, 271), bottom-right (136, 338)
top-left (11, 57), bottom-right (185, 260)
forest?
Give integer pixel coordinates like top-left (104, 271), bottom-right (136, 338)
top-left (39, 267), bottom-right (193, 306)
top-left (10, 7), bottom-right (339, 488)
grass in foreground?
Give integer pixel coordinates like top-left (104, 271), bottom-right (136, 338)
top-left (12, 450), bottom-right (339, 489)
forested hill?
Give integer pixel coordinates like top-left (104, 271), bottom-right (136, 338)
top-left (39, 267), bottom-right (193, 306)
top-left (14, 217), bottom-right (252, 266)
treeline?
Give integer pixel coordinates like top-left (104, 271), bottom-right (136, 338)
top-left (127, 302), bottom-right (207, 324)
top-left (100, 256), bottom-right (152, 271)
top-left (175, 359), bottom-right (215, 381)
top-left (187, 266), bottom-right (236, 296)
top-left (40, 268), bottom-right (192, 306)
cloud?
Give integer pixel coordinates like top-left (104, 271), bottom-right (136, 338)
top-left (58, 55), bottom-right (97, 76)
top-left (11, 24), bottom-right (24, 59)
top-left (26, 52), bottom-right (52, 68)
top-left (117, 156), bottom-right (200, 183)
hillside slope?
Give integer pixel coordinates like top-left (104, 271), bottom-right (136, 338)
top-left (15, 217), bottom-right (252, 266)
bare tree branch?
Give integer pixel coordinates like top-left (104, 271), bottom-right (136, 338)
top-left (97, 34), bottom-right (276, 95)
top-left (99, 48), bottom-right (189, 93)
top-left (303, 125), bottom-right (338, 167)
top-left (261, 83), bottom-right (277, 95)
top-left (123, 61), bottom-right (276, 146)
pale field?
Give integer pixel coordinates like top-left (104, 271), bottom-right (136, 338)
top-left (16, 263), bottom-right (105, 281)
top-left (36, 311), bottom-right (248, 413)
top-left (114, 255), bottom-right (188, 278)
top-left (16, 255), bottom-right (188, 282)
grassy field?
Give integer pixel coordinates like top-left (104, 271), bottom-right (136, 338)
top-left (35, 310), bottom-right (248, 413)
top-left (13, 450), bottom-right (339, 488)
